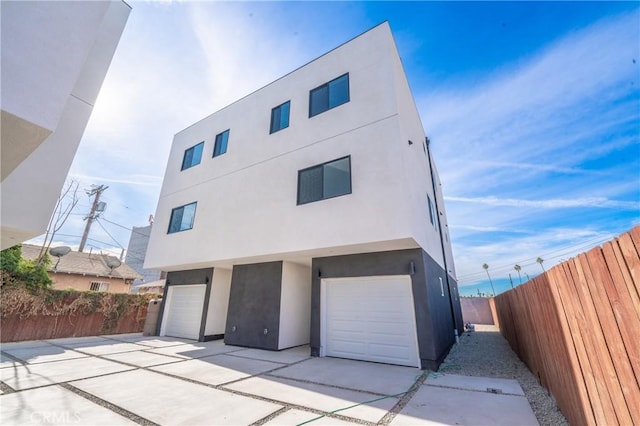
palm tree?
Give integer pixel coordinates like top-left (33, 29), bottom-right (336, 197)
top-left (537, 257), bottom-right (545, 272)
top-left (514, 264), bottom-right (522, 284)
top-left (482, 263), bottom-right (496, 296)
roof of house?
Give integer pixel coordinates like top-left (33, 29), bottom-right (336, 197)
top-left (21, 244), bottom-right (143, 281)
top-left (135, 279), bottom-right (166, 289)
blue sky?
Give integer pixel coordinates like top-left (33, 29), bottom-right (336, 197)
top-left (30, 1), bottom-right (640, 296)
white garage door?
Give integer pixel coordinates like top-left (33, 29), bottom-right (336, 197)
top-left (163, 285), bottom-right (206, 340)
top-left (323, 275), bottom-right (420, 368)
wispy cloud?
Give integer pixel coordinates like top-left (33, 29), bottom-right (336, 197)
top-left (69, 174), bottom-right (162, 187)
top-left (477, 161), bottom-right (604, 176)
top-left (445, 195), bottom-right (639, 210)
top-left (453, 227), bottom-right (617, 286)
top-left (418, 11), bottom-right (640, 288)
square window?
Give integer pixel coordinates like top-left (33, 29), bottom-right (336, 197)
top-left (297, 156), bottom-right (351, 205)
top-left (213, 130), bottom-right (229, 157)
top-left (181, 142), bottom-right (204, 170)
top-left (309, 74), bottom-right (349, 117)
top-left (168, 202), bottom-right (197, 234)
top-left (270, 101), bottom-right (290, 134)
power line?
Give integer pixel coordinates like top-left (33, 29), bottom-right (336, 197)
top-left (456, 233), bottom-right (615, 282)
top-left (47, 233), bottom-right (122, 250)
top-left (101, 216), bottom-right (151, 238)
top-left (95, 218), bottom-right (124, 249)
top-left (47, 232), bottom-right (148, 263)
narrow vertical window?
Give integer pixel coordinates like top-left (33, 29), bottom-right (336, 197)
top-left (428, 195), bottom-right (435, 226)
top-left (270, 101), bottom-right (290, 134)
top-left (168, 202), bottom-right (197, 234)
top-left (309, 73), bottom-right (349, 117)
top-left (428, 194), bottom-right (439, 231)
top-left (181, 142), bottom-right (204, 170)
top-left (213, 130), bottom-right (229, 157)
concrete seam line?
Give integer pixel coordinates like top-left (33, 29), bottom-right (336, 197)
top-left (215, 356), bottom-right (314, 387)
top-left (223, 352), bottom-right (290, 365)
top-left (263, 373), bottom-right (394, 398)
top-left (424, 382), bottom-right (525, 397)
top-left (0, 368), bottom-right (140, 394)
top-left (0, 380), bottom-right (16, 394)
top-left (99, 334), bottom-right (197, 349)
top-left (1, 348), bottom-right (91, 367)
top-left (59, 383), bottom-right (158, 426)
top-left (377, 371), bottom-right (429, 426)
top-left (249, 406), bottom-right (290, 426)
top-left (146, 367), bottom-right (374, 425)
top-left (5, 343), bottom-right (385, 425)
top-left (137, 349), bottom-right (194, 361)
top-left (45, 341), bottom-right (187, 367)
top-left (138, 346), bottom-right (246, 359)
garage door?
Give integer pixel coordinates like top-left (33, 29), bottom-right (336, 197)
top-left (323, 275), bottom-right (420, 367)
top-left (163, 285), bottom-right (206, 340)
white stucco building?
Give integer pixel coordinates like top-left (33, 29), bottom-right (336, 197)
top-left (1, 1), bottom-right (130, 249)
top-left (146, 22), bottom-right (462, 369)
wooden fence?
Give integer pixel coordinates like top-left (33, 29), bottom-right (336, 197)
top-left (493, 226), bottom-right (640, 426)
top-left (1, 286), bottom-right (155, 342)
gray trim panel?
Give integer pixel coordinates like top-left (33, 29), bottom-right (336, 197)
top-left (224, 261), bottom-right (283, 350)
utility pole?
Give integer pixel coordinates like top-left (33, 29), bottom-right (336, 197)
top-left (79, 185), bottom-right (108, 252)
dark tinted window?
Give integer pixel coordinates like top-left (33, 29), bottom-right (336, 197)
top-left (297, 156), bottom-right (351, 205)
top-left (213, 130), bottom-right (229, 157)
top-left (181, 142), bottom-right (204, 170)
top-left (309, 74), bottom-right (349, 117)
top-left (270, 101), bottom-right (290, 133)
top-left (168, 202), bottom-right (197, 233)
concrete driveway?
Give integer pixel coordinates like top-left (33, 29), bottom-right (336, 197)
top-left (0, 334), bottom-right (538, 425)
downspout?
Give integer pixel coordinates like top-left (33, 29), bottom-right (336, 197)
top-left (425, 136), bottom-right (460, 342)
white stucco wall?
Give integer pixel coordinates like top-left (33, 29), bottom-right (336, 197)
top-left (146, 23), bottom-right (453, 276)
top-left (0, 1), bottom-right (130, 249)
top-left (278, 262), bottom-right (312, 349)
top-left (204, 268), bottom-right (232, 335)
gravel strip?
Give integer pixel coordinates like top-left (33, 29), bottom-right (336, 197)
top-left (439, 325), bottom-right (567, 426)
top-left (59, 383), bottom-right (158, 426)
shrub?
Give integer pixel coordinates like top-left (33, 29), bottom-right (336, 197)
top-left (0, 245), bottom-right (22, 275)
top-left (0, 245), bottom-right (52, 289)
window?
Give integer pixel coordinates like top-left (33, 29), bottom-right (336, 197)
top-left (309, 73), bottom-right (349, 117)
top-left (428, 194), bottom-right (438, 230)
top-left (90, 281), bottom-right (109, 292)
top-left (298, 156), bottom-right (351, 205)
top-left (270, 101), bottom-right (290, 134)
top-left (181, 142), bottom-right (204, 170)
top-left (213, 130), bottom-right (229, 157)
top-left (168, 202), bottom-right (197, 233)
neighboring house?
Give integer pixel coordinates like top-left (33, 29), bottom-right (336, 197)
top-left (0, 1), bottom-right (130, 250)
top-left (135, 279), bottom-right (166, 295)
top-left (146, 23), bottom-right (463, 370)
top-left (21, 244), bottom-right (141, 294)
top-left (125, 224), bottom-right (163, 287)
